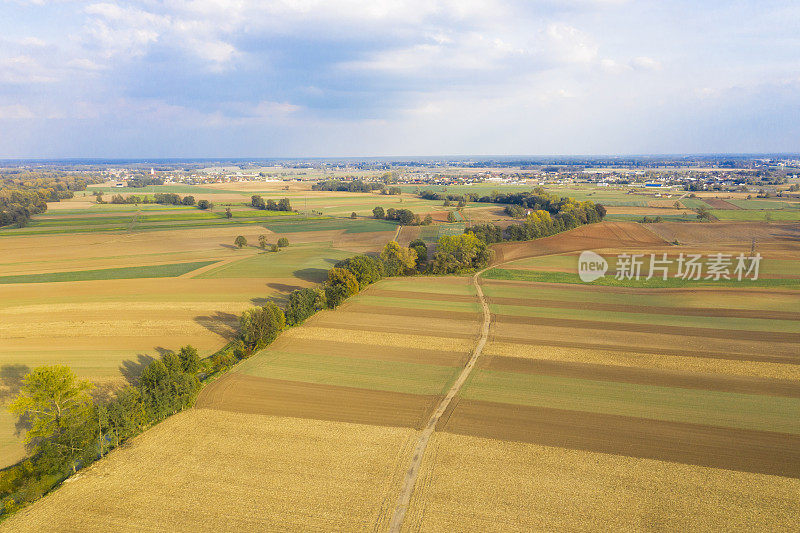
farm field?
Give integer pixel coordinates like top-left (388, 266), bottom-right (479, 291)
top-left (5, 219), bottom-right (800, 530)
top-left (0, 204), bottom-right (399, 468)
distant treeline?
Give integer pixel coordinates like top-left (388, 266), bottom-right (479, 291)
top-left (312, 180), bottom-right (401, 195)
top-left (250, 195), bottom-right (292, 211)
top-left (372, 206), bottom-right (432, 226)
top-left (99, 192), bottom-right (214, 210)
top-left (1, 173), bottom-right (103, 228)
top-left (1, 232), bottom-right (489, 517)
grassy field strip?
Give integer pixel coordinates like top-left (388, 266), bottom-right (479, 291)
top-left (281, 326), bottom-right (475, 352)
top-left (481, 281), bottom-right (800, 311)
top-left (263, 218), bottom-right (399, 234)
top-left (483, 268), bottom-right (800, 289)
top-left (376, 278), bottom-right (477, 296)
top-left (350, 294), bottom-right (482, 313)
top-left (195, 243), bottom-right (352, 280)
top-left (489, 303), bottom-right (799, 333)
top-left (235, 350), bottom-right (460, 396)
top-left (503, 254), bottom-right (800, 277)
top-left (483, 341), bottom-right (800, 381)
top-left (0, 261), bottom-right (217, 284)
top-left (711, 210), bottom-right (800, 221)
top-left (462, 370), bottom-right (800, 434)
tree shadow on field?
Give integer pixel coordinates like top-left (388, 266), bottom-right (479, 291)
top-left (293, 267), bottom-right (328, 283)
top-left (119, 354), bottom-right (156, 386)
top-left (266, 282), bottom-right (304, 293)
top-left (219, 243), bottom-right (238, 250)
top-left (194, 312), bottom-right (239, 341)
top-left (0, 364), bottom-right (30, 403)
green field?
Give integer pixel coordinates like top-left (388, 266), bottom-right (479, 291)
top-left (236, 350), bottom-right (459, 395)
top-left (351, 294), bottom-right (481, 313)
top-left (0, 261), bottom-right (217, 284)
top-left (196, 243), bottom-right (352, 282)
top-left (263, 218), bottom-right (399, 234)
top-left (711, 209), bottom-right (800, 221)
top-left (489, 302), bottom-right (798, 333)
top-left (482, 268), bottom-right (800, 289)
top-left (462, 370), bottom-right (800, 434)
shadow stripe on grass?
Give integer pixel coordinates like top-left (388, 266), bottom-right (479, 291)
top-left (0, 260), bottom-right (218, 284)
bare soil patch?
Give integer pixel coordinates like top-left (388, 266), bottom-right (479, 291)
top-left (648, 221), bottom-right (800, 245)
top-left (197, 375), bottom-right (440, 429)
top-left (441, 400), bottom-right (800, 478)
top-left (490, 221), bottom-right (667, 265)
top-left (703, 198), bottom-right (742, 210)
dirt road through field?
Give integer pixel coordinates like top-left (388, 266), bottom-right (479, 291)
top-left (387, 268), bottom-right (491, 532)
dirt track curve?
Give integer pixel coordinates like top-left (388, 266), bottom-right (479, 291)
top-left (387, 268), bottom-right (492, 532)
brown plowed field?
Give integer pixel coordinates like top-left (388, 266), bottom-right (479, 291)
top-left (493, 314), bottom-right (800, 344)
top-left (486, 295), bottom-right (800, 321)
top-left (480, 357), bottom-right (800, 397)
top-left (648, 221), bottom-right (800, 245)
top-left (440, 400), bottom-right (800, 478)
top-left (703, 198), bottom-right (742, 209)
top-left (489, 221), bottom-right (667, 264)
top-left (197, 374), bottom-right (440, 429)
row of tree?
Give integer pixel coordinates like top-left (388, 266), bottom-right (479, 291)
top-left (311, 180), bottom-right (401, 194)
top-left (250, 195), bottom-right (292, 211)
top-left (1, 174), bottom-right (102, 228)
top-left (372, 206), bottom-right (433, 226)
top-left (2, 346), bottom-right (203, 515)
top-left (467, 204), bottom-right (605, 244)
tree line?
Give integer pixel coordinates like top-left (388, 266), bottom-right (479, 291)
top-left (250, 195), bottom-right (292, 211)
top-left (1, 230), bottom-right (491, 517)
top-left (372, 206), bottom-right (433, 226)
top-left (312, 180), bottom-right (401, 195)
top-left (1, 173), bottom-right (103, 228)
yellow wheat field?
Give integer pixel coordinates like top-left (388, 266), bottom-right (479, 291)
top-left (484, 342), bottom-right (800, 381)
top-left (1, 409), bottom-right (418, 532)
top-left (402, 432), bottom-right (800, 532)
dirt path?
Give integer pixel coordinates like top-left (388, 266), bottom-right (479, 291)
top-left (387, 268), bottom-right (491, 532)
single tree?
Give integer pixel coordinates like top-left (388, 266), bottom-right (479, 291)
top-left (277, 237), bottom-right (289, 247)
top-left (234, 235), bottom-right (247, 248)
top-left (258, 234), bottom-right (268, 249)
top-left (278, 198), bottom-right (291, 211)
top-left (225, 207), bottom-right (233, 219)
top-left (350, 211), bottom-right (358, 219)
top-left (9, 366), bottom-right (98, 473)
top-left (373, 206), bottom-right (385, 219)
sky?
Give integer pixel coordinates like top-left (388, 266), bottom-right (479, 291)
top-left (0, 0), bottom-right (798, 158)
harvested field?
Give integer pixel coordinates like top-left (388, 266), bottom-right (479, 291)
top-left (197, 375), bottom-right (440, 429)
top-left (483, 342), bottom-right (800, 381)
top-left (439, 400), bottom-right (800, 477)
top-left (491, 321), bottom-right (799, 364)
top-left (648, 221), bottom-right (800, 246)
top-left (489, 221), bottom-right (666, 264)
top-left (1, 410), bottom-right (418, 532)
top-left (403, 432), bottom-right (800, 532)
top-left (479, 357), bottom-right (800, 397)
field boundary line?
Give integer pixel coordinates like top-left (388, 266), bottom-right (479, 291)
top-left (386, 267), bottom-right (491, 533)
